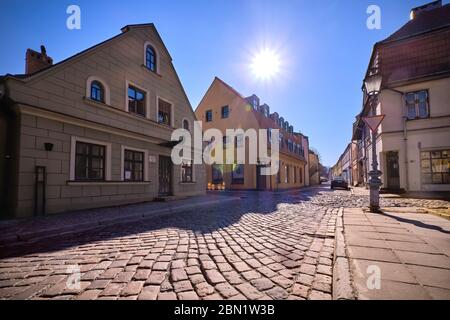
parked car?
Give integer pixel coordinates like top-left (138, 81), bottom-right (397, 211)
top-left (331, 176), bottom-right (349, 190)
top-left (320, 177), bottom-right (329, 183)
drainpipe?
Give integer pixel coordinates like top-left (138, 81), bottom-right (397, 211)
top-left (403, 115), bottom-right (409, 191)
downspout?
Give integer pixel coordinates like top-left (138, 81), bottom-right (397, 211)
top-left (403, 115), bottom-right (409, 191)
top-left (388, 88), bottom-right (408, 191)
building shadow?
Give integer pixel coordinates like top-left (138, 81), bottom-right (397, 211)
top-left (0, 186), bottom-right (332, 259)
top-left (379, 211), bottom-right (450, 235)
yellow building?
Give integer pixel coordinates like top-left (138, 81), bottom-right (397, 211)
top-left (195, 77), bottom-right (310, 191)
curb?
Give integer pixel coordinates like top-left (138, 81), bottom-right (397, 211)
top-left (332, 207), bottom-right (356, 300)
top-left (0, 197), bottom-right (239, 248)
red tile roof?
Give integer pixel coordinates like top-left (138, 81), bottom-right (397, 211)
top-left (383, 3), bottom-right (450, 43)
top-left (376, 4), bottom-right (450, 85)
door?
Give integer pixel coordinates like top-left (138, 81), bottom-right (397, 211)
top-left (256, 165), bottom-right (267, 190)
top-left (386, 151), bottom-right (400, 189)
top-left (158, 156), bottom-right (172, 196)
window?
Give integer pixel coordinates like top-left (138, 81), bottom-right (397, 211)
top-left (421, 150), bottom-right (449, 184)
top-left (212, 165), bottom-right (223, 184)
top-left (406, 90), bottom-right (429, 120)
top-left (223, 136), bottom-right (230, 149)
top-left (285, 165), bottom-right (289, 183)
top-left (221, 106), bottom-right (229, 119)
top-left (128, 86), bottom-right (146, 117)
top-left (124, 149), bottom-right (144, 181)
top-left (299, 167), bottom-right (303, 184)
top-left (158, 98), bottom-right (172, 126)
top-left (75, 142), bottom-right (105, 181)
top-left (277, 162), bottom-right (281, 184)
top-left (181, 160), bottom-right (193, 183)
top-left (146, 45), bottom-right (157, 72)
top-left (294, 167), bottom-right (297, 184)
top-left (183, 119), bottom-right (190, 131)
top-left (206, 110), bottom-right (213, 122)
top-left (232, 164), bottom-right (244, 184)
top-left (268, 128), bottom-right (272, 145)
top-left (236, 134), bottom-right (244, 148)
top-left (90, 81), bottom-right (104, 103)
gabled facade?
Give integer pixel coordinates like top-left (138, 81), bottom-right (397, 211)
top-left (195, 77), bottom-right (310, 191)
top-left (0, 24), bottom-right (205, 218)
top-left (353, 1), bottom-right (450, 192)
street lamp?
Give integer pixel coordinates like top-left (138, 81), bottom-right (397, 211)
top-left (364, 73), bottom-right (383, 213)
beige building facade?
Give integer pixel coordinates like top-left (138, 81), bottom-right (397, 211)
top-left (195, 77), bottom-right (310, 191)
top-left (0, 24), bottom-right (205, 218)
top-left (353, 2), bottom-right (450, 192)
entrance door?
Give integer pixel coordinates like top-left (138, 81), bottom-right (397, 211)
top-left (256, 165), bottom-right (267, 190)
top-left (158, 156), bottom-right (172, 196)
top-left (386, 151), bottom-right (400, 189)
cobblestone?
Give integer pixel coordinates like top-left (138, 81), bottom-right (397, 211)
top-left (0, 186), bottom-right (342, 300)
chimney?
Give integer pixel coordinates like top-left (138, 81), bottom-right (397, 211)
top-left (25, 45), bottom-right (53, 74)
top-left (410, 0), bottom-right (442, 20)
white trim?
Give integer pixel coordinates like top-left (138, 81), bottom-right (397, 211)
top-left (125, 79), bottom-right (151, 119)
top-left (86, 76), bottom-right (111, 105)
top-left (67, 181), bottom-right (151, 186)
top-left (143, 41), bottom-right (161, 73)
top-left (70, 136), bottom-right (112, 181)
top-left (19, 104), bottom-right (169, 145)
top-left (120, 145), bottom-right (149, 182)
top-left (156, 96), bottom-right (175, 127)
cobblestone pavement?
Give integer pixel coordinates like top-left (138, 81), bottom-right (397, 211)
top-left (0, 186), bottom-right (337, 300)
top-left (0, 185), bottom-right (447, 300)
top-left (309, 187), bottom-right (449, 209)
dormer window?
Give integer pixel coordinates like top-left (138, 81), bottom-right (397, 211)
top-left (145, 45), bottom-right (157, 72)
top-left (90, 81), bottom-right (104, 103)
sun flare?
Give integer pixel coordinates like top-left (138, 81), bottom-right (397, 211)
top-left (250, 49), bottom-right (281, 80)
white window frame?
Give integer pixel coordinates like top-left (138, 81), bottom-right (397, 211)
top-left (70, 136), bottom-right (112, 181)
top-left (86, 76), bottom-right (111, 105)
top-left (125, 79), bottom-right (150, 119)
top-left (143, 41), bottom-right (160, 73)
top-left (121, 145), bottom-right (149, 182)
top-left (156, 96), bottom-right (175, 127)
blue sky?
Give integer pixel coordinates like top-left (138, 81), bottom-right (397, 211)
top-left (1, 0), bottom-right (443, 166)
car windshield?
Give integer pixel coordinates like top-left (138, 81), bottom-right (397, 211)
top-left (334, 177), bottom-right (344, 180)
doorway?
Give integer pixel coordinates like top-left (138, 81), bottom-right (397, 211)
top-left (158, 156), bottom-right (172, 196)
top-left (386, 151), bottom-right (400, 190)
top-left (256, 165), bottom-right (267, 190)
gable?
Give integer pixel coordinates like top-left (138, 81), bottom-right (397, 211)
top-left (5, 24), bottom-right (196, 137)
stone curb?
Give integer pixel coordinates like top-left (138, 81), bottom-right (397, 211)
top-left (332, 207), bottom-right (356, 300)
top-left (0, 197), bottom-right (239, 247)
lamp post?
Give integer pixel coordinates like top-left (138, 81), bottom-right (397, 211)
top-left (364, 73), bottom-right (383, 213)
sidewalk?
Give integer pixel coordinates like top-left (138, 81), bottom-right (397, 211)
top-left (0, 194), bottom-right (240, 247)
top-left (342, 207), bottom-right (450, 300)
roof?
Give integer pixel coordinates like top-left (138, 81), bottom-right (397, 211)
top-left (383, 3), bottom-right (450, 43)
top-left (2, 23), bottom-right (172, 80)
top-left (362, 3), bottom-right (450, 86)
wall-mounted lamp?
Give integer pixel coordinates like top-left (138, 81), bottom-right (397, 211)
top-left (44, 143), bottom-right (54, 151)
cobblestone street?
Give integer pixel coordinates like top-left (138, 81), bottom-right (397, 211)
top-left (0, 186), bottom-right (448, 300)
top-left (0, 186), bottom-right (338, 300)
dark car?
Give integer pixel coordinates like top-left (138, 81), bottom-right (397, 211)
top-left (331, 176), bottom-right (349, 190)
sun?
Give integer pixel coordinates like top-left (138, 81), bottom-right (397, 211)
top-left (250, 49), bottom-right (281, 80)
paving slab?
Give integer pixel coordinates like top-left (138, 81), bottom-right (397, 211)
top-left (343, 208), bottom-right (450, 300)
